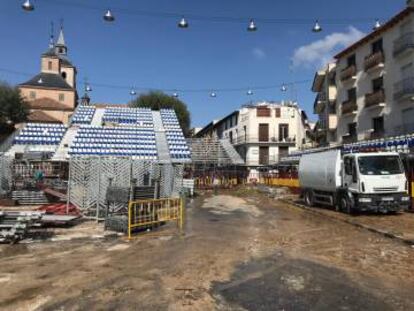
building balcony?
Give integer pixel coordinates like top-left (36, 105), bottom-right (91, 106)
top-left (313, 93), bottom-right (326, 114)
top-left (369, 130), bottom-right (385, 140)
top-left (393, 32), bottom-right (414, 58)
top-left (340, 65), bottom-right (357, 82)
top-left (364, 51), bottom-right (385, 72)
top-left (394, 77), bottom-right (414, 101)
top-left (233, 135), bottom-right (296, 146)
top-left (341, 100), bottom-right (358, 115)
top-left (365, 89), bottom-right (385, 109)
top-left (342, 135), bottom-right (357, 144)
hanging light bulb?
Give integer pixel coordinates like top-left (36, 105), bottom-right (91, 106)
top-left (130, 89), bottom-right (137, 96)
top-left (85, 84), bottom-right (92, 92)
top-left (172, 92), bottom-right (179, 98)
top-left (312, 20), bottom-right (322, 33)
top-left (281, 84), bottom-right (287, 92)
top-left (21, 0), bottom-right (34, 11)
top-left (247, 19), bottom-right (257, 32)
top-left (37, 78), bottom-right (43, 84)
top-left (103, 9), bottom-right (115, 22)
top-left (373, 19), bottom-right (381, 30)
top-left (247, 89), bottom-right (253, 96)
top-left (210, 92), bottom-right (217, 98)
top-left (178, 16), bottom-right (189, 29)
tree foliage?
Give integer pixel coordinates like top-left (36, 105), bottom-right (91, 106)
top-left (0, 82), bottom-right (28, 131)
top-left (129, 91), bottom-right (191, 136)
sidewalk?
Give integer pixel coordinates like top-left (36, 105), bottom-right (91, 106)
top-left (281, 196), bottom-right (414, 246)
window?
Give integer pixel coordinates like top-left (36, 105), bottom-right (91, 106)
top-left (372, 77), bottom-right (383, 92)
top-left (59, 93), bottom-right (65, 102)
top-left (358, 156), bottom-right (403, 176)
top-left (347, 54), bottom-right (356, 67)
top-left (372, 39), bottom-right (383, 54)
top-left (258, 124), bottom-right (269, 142)
top-left (373, 116), bottom-right (384, 134)
top-left (279, 124), bottom-right (289, 141)
top-left (275, 108), bottom-right (281, 118)
top-left (256, 107), bottom-right (271, 117)
top-left (344, 157), bottom-right (353, 175)
top-left (48, 61), bottom-right (52, 70)
top-left (347, 88), bottom-right (357, 101)
top-left (348, 122), bottom-right (357, 137)
top-left (29, 91), bottom-right (36, 99)
top-left (61, 72), bottom-right (67, 79)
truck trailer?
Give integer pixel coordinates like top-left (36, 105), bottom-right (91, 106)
top-left (299, 150), bottom-right (410, 213)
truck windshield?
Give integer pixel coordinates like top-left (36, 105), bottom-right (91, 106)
top-left (358, 156), bottom-right (403, 175)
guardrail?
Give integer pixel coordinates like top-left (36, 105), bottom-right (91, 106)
top-left (128, 198), bottom-right (183, 239)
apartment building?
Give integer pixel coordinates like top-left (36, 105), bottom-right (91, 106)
top-left (195, 101), bottom-right (311, 167)
top-left (312, 63), bottom-right (338, 146)
top-left (333, 1), bottom-right (414, 144)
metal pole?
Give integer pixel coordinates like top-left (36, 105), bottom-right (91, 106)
top-left (66, 159), bottom-right (71, 215)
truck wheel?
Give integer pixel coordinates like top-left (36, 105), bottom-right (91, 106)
top-left (340, 196), bottom-right (353, 214)
top-left (304, 190), bottom-right (314, 207)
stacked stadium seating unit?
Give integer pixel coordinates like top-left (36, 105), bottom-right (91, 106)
top-left (14, 123), bottom-right (67, 145)
top-left (69, 126), bottom-right (157, 159)
top-left (71, 106), bottom-right (96, 125)
top-left (102, 107), bottom-right (153, 126)
top-left (160, 109), bottom-right (191, 160)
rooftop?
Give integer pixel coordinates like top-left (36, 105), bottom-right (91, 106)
top-left (20, 72), bottom-right (73, 90)
top-left (334, 6), bottom-right (413, 59)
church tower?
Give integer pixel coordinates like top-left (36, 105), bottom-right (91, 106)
top-left (19, 23), bottom-right (78, 124)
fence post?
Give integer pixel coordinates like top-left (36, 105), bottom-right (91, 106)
top-left (128, 201), bottom-right (132, 240)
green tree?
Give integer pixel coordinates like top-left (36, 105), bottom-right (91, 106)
top-left (129, 91), bottom-right (191, 136)
top-left (0, 82), bottom-right (28, 134)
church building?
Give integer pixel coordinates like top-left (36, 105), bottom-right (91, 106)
top-left (19, 26), bottom-right (78, 124)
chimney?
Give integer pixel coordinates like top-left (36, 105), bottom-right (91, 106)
top-left (408, 0), bottom-right (414, 7)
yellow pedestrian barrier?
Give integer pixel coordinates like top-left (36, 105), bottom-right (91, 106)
top-left (128, 198), bottom-right (184, 239)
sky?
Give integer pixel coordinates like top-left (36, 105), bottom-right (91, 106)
top-left (0, 0), bottom-right (405, 128)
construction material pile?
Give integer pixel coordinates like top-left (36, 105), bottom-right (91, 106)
top-left (0, 211), bottom-right (43, 243)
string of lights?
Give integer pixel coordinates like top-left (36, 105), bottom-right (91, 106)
top-left (0, 67), bottom-right (311, 97)
top-left (21, 0), bottom-right (384, 32)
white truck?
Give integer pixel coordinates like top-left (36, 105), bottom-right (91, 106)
top-left (299, 150), bottom-right (410, 213)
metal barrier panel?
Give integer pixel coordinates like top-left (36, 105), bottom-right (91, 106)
top-left (68, 157), bottom-right (184, 219)
top-left (128, 198), bottom-right (183, 239)
top-left (261, 177), bottom-right (300, 188)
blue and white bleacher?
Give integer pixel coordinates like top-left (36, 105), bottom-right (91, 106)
top-left (71, 106), bottom-right (96, 125)
top-left (160, 109), bottom-right (191, 161)
top-left (14, 123), bottom-right (67, 145)
top-left (68, 126), bottom-right (157, 159)
top-left (102, 107), bottom-right (153, 127)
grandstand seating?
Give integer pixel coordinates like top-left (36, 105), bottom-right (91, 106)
top-left (102, 107), bottom-right (153, 126)
top-left (14, 123), bottom-right (67, 145)
top-left (71, 106), bottom-right (96, 125)
top-left (68, 126), bottom-right (157, 159)
top-left (160, 109), bottom-right (191, 160)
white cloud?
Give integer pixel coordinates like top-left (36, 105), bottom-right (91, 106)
top-left (252, 48), bottom-right (266, 60)
top-left (291, 27), bottom-right (365, 69)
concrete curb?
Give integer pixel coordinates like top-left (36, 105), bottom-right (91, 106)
top-left (278, 198), bottom-right (414, 247)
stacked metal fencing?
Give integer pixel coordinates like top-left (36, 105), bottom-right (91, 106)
top-left (67, 157), bottom-right (184, 219)
top-left (0, 156), bottom-right (12, 197)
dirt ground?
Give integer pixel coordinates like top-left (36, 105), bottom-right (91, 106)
top-left (1, 189), bottom-right (414, 310)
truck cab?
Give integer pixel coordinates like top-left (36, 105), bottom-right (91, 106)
top-left (341, 153), bottom-right (410, 213)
